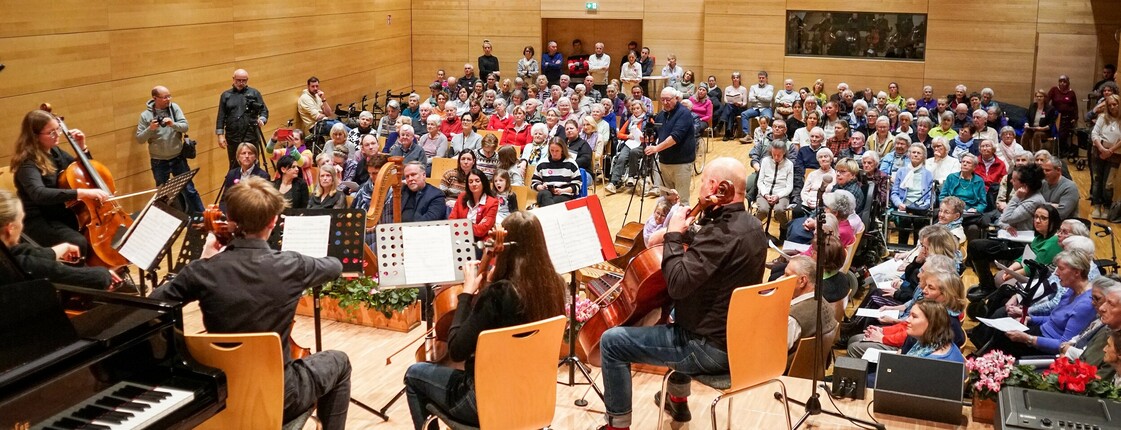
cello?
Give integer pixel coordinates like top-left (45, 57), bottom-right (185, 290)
top-left (43, 104), bottom-right (134, 269)
top-left (576, 180), bottom-right (735, 366)
top-left (195, 204), bottom-right (313, 361)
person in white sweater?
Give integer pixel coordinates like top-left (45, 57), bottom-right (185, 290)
top-left (755, 141), bottom-right (795, 227)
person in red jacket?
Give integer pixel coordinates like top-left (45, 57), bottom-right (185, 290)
top-left (501, 106), bottom-right (532, 148)
top-left (973, 139), bottom-right (1007, 192)
top-left (449, 168), bottom-right (500, 244)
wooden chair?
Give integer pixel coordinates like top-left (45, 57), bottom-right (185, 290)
top-left (785, 325), bottom-right (839, 380)
top-left (478, 129), bottom-right (503, 145)
top-left (423, 315), bottom-right (566, 430)
top-left (840, 224), bottom-right (865, 274)
top-left (524, 164), bottom-right (536, 184)
top-left (511, 185), bottom-right (531, 211)
top-left (0, 166), bottom-right (14, 192)
top-left (657, 276), bottom-right (798, 430)
top-left (429, 157), bottom-right (457, 185)
top-left (185, 332), bottom-right (316, 430)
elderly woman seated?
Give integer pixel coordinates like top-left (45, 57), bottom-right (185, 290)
top-left (867, 299), bottom-right (966, 388)
top-left (754, 141), bottom-right (795, 229)
top-left (889, 143), bottom-right (935, 245)
top-left (981, 249), bottom-right (1098, 357)
top-left (792, 147), bottom-right (837, 219)
top-left (939, 153), bottom-right (987, 214)
top-left (785, 190), bottom-right (860, 247)
top-left (924, 137), bottom-right (960, 184)
top-left (849, 268), bottom-right (967, 360)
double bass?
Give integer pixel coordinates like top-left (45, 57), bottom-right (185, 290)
top-left (576, 180), bottom-right (735, 366)
top-left (43, 104), bottom-right (134, 269)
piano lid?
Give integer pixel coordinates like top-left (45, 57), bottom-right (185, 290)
top-left (0, 279), bottom-right (93, 381)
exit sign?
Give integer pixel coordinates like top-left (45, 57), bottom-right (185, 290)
top-left (586, 2), bottom-right (598, 11)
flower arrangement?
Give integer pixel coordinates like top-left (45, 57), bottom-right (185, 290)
top-left (967, 350), bottom-right (1120, 401)
top-left (309, 275), bottom-right (420, 318)
top-left (965, 350), bottom-right (1017, 400)
top-left (564, 294), bottom-right (600, 339)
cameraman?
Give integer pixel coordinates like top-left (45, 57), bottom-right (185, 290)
top-left (216, 69), bottom-right (269, 169)
top-left (644, 87), bottom-right (697, 203)
top-left (135, 85), bottom-right (204, 214)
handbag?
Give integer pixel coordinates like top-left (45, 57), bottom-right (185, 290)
top-left (180, 134), bottom-right (197, 159)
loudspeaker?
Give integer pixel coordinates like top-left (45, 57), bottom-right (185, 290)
top-left (832, 356), bottom-right (868, 400)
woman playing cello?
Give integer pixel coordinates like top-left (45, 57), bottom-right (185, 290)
top-left (404, 211), bottom-right (565, 429)
top-left (10, 109), bottom-right (110, 257)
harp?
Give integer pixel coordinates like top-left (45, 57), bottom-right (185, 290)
top-left (362, 155), bottom-right (404, 276)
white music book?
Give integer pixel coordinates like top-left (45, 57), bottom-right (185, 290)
top-left (978, 317), bottom-right (1030, 332)
top-left (118, 203), bottom-right (185, 271)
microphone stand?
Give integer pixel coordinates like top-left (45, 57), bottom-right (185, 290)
top-left (780, 177), bottom-right (882, 430)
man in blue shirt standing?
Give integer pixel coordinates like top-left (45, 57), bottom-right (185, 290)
top-left (542, 41), bottom-right (564, 86)
top-left (645, 87), bottom-right (698, 203)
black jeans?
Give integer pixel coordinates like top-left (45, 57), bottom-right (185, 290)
top-left (968, 238), bottom-right (1027, 290)
top-left (536, 190), bottom-right (576, 207)
top-left (284, 350), bottom-right (351, 430)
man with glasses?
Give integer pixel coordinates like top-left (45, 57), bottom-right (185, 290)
top-left (644, 87), bottom-right (698, 203)
top-left (216, 69), bottom-right (269, 169)
top-left (135, 85), bottom-right (204, 215)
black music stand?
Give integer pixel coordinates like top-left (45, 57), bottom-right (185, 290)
top-left (268, 208), bottom-right (379, 419)
top-left (116, 200), bottom-right (189, 296)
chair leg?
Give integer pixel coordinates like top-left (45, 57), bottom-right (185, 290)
top-left (422, 416), bottom-right (438, 430)
top-left (656, 370), bottom-right (675, 430)
top-left (773, 378), bottom-right (793, 430)
top-left (710, 393), bottom-right (724, 430)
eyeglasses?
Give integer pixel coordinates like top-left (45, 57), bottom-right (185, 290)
top-left (1034, 215), bottom-right (1049, 221)
top-left (39, 128), bottom-right (60, 137)
top-left (157, 94), bottom-right (172, 99)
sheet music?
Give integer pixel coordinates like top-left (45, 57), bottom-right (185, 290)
top-left (118, 204), bottom-right (182, 270)
top-left (977, 317), bottom-right (1030, 332)
top-left (532, 203), bottom-right (605, 273)
top-left (281, 215), bottom-right (330, 257)
top-left (855, 308), bottom-right (901, 320)
top-left (861, 348), bottom-right (897, 364)
top-left (402, 225), bottom-right (455, 284)
top-left (781, 241), bottom-right (810, 253)
top-left (997, 229), bottom-right (1035, 243)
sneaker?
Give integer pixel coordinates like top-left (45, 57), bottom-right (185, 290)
top-left (645, 187), bottom-right (661, 198)
top-left (1093, 206), bottom-right (1104, 219)
top-left (624, 178), bottom-right (636, 188)
top-left (605, 183), bottom-right (618, 195)
top-left (653, 391), bottom-right (691, 422)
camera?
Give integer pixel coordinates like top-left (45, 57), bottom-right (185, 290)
top-left (153, 115), bottom-right (168, 127)
top-left (245, 95), bottom-right (263, 118)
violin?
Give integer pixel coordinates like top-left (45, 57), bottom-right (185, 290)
top-left (385, 227), bottom-right (510, 365)
top-left (196, 204), bottom-right (235, 246)
top-left (576, 180), bottom-right (735, 366)
top-left (44, 103), bottom-right (134, 269)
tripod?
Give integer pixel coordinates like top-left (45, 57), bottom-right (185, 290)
top-left (618, 136), bottom-right (662, 229)
top-left (249, 121), bottom-right (273, 178)
top-left (777, 177), bottom-right (880, 430)
top-left (557, 272), bottom-right (604, 406)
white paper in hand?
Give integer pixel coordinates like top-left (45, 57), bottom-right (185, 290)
top-left (977, 317), bottom-right (1030, 332)
top-left (861, 348), bottom-right (897, 364)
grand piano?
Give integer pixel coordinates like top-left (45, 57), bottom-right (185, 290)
top-left (0, 276), bottom-right (226, 430)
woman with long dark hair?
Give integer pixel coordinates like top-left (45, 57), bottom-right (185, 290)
top-left (440, 149), bottom-right (476, 208)
top-left (449, 168), bottom-right (498, 242)
top-left (404, 211), bottom-right (565, 429)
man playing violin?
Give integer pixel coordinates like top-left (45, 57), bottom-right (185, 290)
top-left (598, 157), bottom-right (767, 429)
top-left (150, 176), bottom-right (351, 430)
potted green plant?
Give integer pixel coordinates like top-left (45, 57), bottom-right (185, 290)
top-left (297, 275), bottom-right (421, 332)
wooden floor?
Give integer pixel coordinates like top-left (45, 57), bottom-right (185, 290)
top-left (180, 138), bottom-right (1111, 429)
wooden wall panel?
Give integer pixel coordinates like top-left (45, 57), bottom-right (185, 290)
top-left (0, 0), bottom-right (412, 210)
top-left (787, 0), bottom-right (926, 14)
top-left (106, 0), bottom-right (232, 29)
top-left (541, 0), bottom-right (644, 19)
top-left (1034, 33), bottom-right (1099, 104)
top-left (0, 1), bottom-right (108, 37)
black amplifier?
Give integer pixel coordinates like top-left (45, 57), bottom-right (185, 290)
top-left (996, 386), bottom-right (1121, 430)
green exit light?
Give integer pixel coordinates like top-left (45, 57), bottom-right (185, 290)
top-left (586, 2), bottom-right (598, 11)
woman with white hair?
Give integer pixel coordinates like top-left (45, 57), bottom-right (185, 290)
top-left (996, 125), bottom-right (1024, 167)
top-left (939, 153), bottom-right (986, 213)
top-left (868, 116), bottom-right (895, 155)
top-left (786, 189), bottom-right (859, 247)
top-left (519, 122), bottom-right (551, 169)
top-left (793, 147), bottom-right (837, 219)
top-left (346, 110), bottom-right (377, 152)
top-left (924, 137), bottom-right (960, 183)
top-left (890, 143), bottom-right (934, 245)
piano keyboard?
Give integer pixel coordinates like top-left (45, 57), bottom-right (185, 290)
top-left (33, 382), bottom-right (195, 430)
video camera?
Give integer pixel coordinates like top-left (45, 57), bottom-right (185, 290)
top-left (245, 95), bottom-right (264, 118)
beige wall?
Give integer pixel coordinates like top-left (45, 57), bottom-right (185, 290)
top-left (0, 0), bottom-right (413, 209)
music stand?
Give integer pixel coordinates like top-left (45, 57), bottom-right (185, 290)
top-left (363, 219), bottom-right (476, 421)
top-left (155, 168), bottom-right (200, 207)
top-left (530, 196), bottom-right (617, 406)
top-left (269, 208), bottom-right (386, 420)
top-left (116, 200), bottom-right (189, 296)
